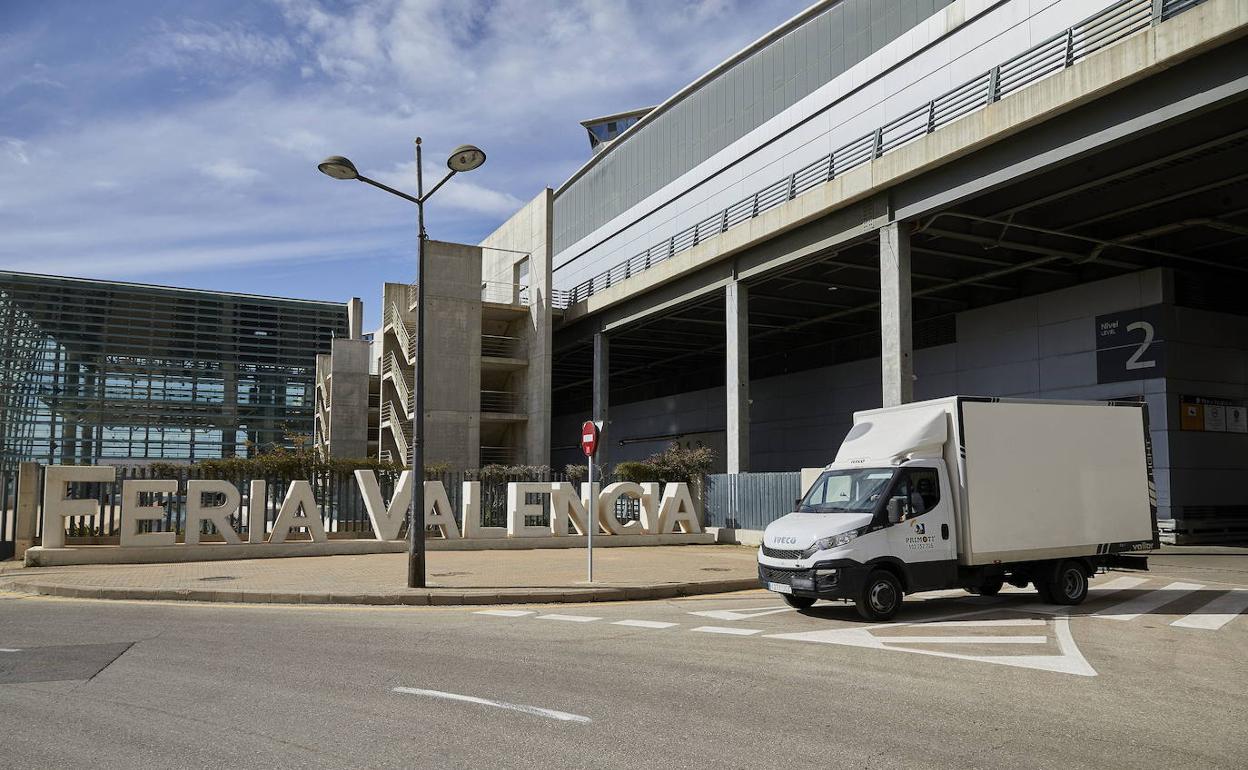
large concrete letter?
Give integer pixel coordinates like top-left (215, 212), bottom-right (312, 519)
top-left (247, 480), bottom-right (267, 543)
top-left (269, 480), bottom-right (327, 544)
top-left (598, 482), bottom-right (644, 535)
top-left (507, 482), bottom-right (550, 538)
top-left (658, 483), bottom-right (702, 534)
top-left (880, 221), bottom-right (913, 406)
top-left (639, 482), bottom-right (663, 534)
top-left (549, 481), bottom-right (591, 536)
top-left (120, 479), bottom-right (178, 548)
top-left (355, 470), bottom-right (413, 541)
top-left (424, 481), bottom-right (460, 539)
top-left (41, 465), bottom-right (116, 549)
top-left (185, 480), bottom-right (242, 545)
top-left (726, 281), bottom-right (750, 473)
top-left (461, 481), bottom-right (505, 539)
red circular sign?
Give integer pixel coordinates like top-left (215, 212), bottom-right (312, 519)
top-left (580, 421), bottom-right (599, 458)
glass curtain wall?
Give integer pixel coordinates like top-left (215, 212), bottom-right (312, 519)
top-left (0, 272), bottom-right (346, 470)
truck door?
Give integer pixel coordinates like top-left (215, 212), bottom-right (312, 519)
top-left (883, 464), bottom-right (957, 591)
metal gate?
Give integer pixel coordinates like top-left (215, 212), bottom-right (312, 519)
top-left (0, 470), bottom-right (16, 560)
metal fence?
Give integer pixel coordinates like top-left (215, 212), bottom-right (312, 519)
top-left (563, 0), bottom-right (1208, 306)
top-left (27, 466), bottom-right (645, 543)
top-left (0, 470), bottom-right (16, 559)
top-left (704, 472), bottom-right (801, 531)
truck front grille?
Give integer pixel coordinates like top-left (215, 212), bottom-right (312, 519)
top-left (761, 545), bottom-right (804, 560)
top-left (759, 565), bottom-right (803, 585)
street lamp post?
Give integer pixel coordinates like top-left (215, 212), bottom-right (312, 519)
top-left (318, 139), bottom-right (486, 588)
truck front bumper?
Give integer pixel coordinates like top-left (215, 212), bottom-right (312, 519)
top-left (758, 559), bottom-right (869, 601)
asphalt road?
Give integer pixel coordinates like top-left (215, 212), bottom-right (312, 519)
top-left (1, 559), bottom-right (1246, 769)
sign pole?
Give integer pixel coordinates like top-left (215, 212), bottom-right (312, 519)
top-left (587, 452), bottom-right (594, 582)
top-left (580, 420), bottom-right (600, 584)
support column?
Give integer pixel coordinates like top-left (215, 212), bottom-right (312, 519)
top-left (880, 221), bottom-right (913, 407)
top-left (726, 281), bottom-right (749, 473)
top-left (592, 332), bottom-right (609, 475)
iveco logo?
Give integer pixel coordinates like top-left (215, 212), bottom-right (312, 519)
top-left (773, 537), bottom-right (798, 545)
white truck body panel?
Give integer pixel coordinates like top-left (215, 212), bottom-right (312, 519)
top-left (844, 397), bottom-right (1155, 566)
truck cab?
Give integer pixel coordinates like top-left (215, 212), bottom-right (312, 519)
top-left (759, 460), bottom-right (958, 619)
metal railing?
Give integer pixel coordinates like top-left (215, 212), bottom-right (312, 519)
top-left (381, 402), bottom-right (410, 460)
top-left (480, 390), bottom-right (524, 414)
top-left (384, 302), bottom-right (415, 361)
top-left (562, 0), bottom-right (1206, 306)
top-left (481, 334), bottom-right (524, 359)
top-left (382, 352), bottom-right (413, 413)
top-left (479, 446), bottom-right (518, 465)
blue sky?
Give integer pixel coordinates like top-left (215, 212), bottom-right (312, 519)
top-left (0, 0), bottom-right (809, 328)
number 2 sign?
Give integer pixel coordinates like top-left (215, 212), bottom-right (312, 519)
top-left (1095, 305), bottom-right (1166, 384)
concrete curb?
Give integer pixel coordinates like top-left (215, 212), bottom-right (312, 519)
top-left (2, 577), bottom-right (760, 606)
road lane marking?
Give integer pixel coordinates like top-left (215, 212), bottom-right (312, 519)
top-left (875, 635), bottom-right (1049, 645)
top-left (767, 613), bottom-right (1096, 677)
top-left (393, 687), bottom-right (590, 723)
top-left (0, 648), bottom-right (20, 652)
top-left (692, 626), bottom-right (763, 636)
top-left (689, 606), bottom-right (793, 621)
top-left (536, 614), bottom-right (601, 623)
top-left (1170, 589), bottom-right (1248, 631)
top-left (474, 610), bottom-right (535, 618)
top-left (1018, 576), bottom-right (1153, 614)
top-left (917, 619), bottom-right (1046, 628)
top-left (612, 620), bottom-right (678, 629)
top-left (1093, 582), bottom-right (1204, 621)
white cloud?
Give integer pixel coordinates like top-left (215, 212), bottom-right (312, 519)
top-left (145, 20), bottom-right (295, 73)
top-left (0, 137), bottom-right (30, 165)
top-left (199, 159), bottom-right (263, 185)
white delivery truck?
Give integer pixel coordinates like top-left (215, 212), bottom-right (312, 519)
top-left (758, 397), bottom-right (1157, 620)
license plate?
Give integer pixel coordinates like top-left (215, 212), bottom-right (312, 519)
top-left (768, 582), bottom-right (793, 595)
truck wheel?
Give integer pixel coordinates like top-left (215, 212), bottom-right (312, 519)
top-left (855, 571), bottom-right (903, 621)
top-left (1047, 561), bottom-right (1089, 605)
top-left (968, 579), bottom-right (1004, 596)
top-left (782, 595), bottom-right (816, 610)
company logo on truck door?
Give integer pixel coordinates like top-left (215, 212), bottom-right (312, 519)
top-left (905, 535), bottom-right (935, 550)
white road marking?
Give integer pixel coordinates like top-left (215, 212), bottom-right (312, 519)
top-left (536, 614), bottom-right (601, 623)
top-left (612, 620), bottom-right (678, 629)
top-left (474, 610), bottom-right (535, 618)
top-left (393, 687), bottom-right (590, 723)
top-left (875, 635), bottom-right (1049, 645)
top-left (692, 626), bottom-right (763, 636)
top-left (1094, 581), bottom-right (1204, 621)
top-left (1171, 589), bottom-right (1248, 631)
top-left (916, 619), bottom-right (1046, 628)
top-left (689, 606), bottom-right (793, 621)
top-left (0, 648), bottom-right (20, 653)
top-left (766, 610), bottom-right (1097, 677)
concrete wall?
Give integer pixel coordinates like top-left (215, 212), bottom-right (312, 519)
top-left (423, 240), bottom-right (483, 470)
top-left (552, 0), bottom-right (1114, 290)
top-left (552, 269), bottom-right (1248, 520)
top-left (480, 189), bottom-right (555, 465)
top-left (325, 338), bottom-right (371, 459)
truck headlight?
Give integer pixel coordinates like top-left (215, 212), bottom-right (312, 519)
top-left (805, 530), bottom-right (857, 557)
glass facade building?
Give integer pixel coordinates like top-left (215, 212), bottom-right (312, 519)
top-left (0, 272), bottom-right (347, 469)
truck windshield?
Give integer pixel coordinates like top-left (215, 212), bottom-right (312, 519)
top-left (798, 468), bottom-right (895, 514)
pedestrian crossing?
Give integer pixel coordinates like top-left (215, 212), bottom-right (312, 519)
top-left (471, 575), bottom-right (1247, 636)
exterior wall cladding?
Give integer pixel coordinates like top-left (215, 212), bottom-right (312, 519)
top-left (552, 270), bottom-right (1248, 524)
top-left (551, 0), bottom-right (1112, 290)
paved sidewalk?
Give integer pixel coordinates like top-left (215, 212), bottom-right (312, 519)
top-left (0, 545), bottom-right (760, 606)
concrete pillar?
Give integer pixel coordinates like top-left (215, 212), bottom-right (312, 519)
top-left (14, 462), bottom-right (39, 559)
top-left (726, 281), bottom-right (750, 473)
top-left (348, 297), bottom-right (364, 341)
top-left (879, 221), bottom-right (913, 407)
top-left (593, 332), bottom-right (609, 474)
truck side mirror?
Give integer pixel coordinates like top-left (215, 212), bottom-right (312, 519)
top-left (794, 498), bottom-right (803, 510)
top-left (887, 499), bottom-right (903, 524)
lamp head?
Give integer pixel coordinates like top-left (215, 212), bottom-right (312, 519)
top-left (317, 155), bottom-right (359, 180)
top-left (447, 145), bottom-right (486, 173)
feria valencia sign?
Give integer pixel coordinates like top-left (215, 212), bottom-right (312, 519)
top-left (38, 466), bottom-right (701, 550)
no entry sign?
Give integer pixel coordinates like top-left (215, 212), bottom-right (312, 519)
top-left (581, 421), bottom-right (599, 458)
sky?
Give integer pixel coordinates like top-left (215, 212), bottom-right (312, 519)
top-left (0, 0), bottom-right (810, 329)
